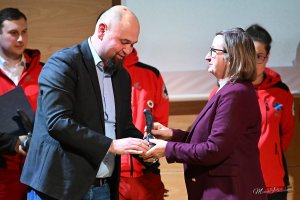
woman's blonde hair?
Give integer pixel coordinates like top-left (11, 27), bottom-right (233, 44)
top-left (216, 28), bottom-right (257, 82)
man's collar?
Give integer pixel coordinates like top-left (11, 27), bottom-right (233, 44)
top-left (88, 37), bottom-right (117, 75)
top-left (0, 54), bottom-right (26, 68)
top-left (88, 37), bottom-right (102, 67)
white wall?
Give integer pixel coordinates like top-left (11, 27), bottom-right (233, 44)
top-left (122, 0), bottom-right (300, 100)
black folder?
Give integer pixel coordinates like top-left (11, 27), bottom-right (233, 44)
top-left (0, 86), bottom-right (34, 136)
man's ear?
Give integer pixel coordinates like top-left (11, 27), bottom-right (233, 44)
top-left (98, 23), bottom-right (107, 40)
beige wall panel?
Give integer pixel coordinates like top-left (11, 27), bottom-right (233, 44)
top-left (1, 0), bottom-right (113, 62)
top-left (286, 96), bottom-right (300, 200)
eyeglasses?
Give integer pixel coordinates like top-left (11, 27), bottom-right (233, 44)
top-left (209, 48), bottom-right (227, 58)
top-left (256, 54), bottom-right (267, 64)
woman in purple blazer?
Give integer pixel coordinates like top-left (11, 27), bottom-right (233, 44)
top-left (144, 28), bottom-right (267, 200)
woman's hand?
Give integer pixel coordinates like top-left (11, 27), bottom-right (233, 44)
top-left (142, 138), bottom-right (167, 162)
top-left (150, 122), bottom-right (173, 141)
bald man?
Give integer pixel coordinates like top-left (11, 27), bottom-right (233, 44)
top-left (20, 6), bottom-right (149, 200)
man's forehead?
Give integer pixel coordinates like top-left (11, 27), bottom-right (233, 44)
top-left (111, 25), bottom-right (139, 42)
top-left (2, 19), bottom-right (27, 30)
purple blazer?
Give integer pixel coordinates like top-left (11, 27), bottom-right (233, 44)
top-left (166, 81), bottom-right (267, 200)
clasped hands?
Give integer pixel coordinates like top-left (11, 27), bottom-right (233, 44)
top-left (108, 123), bottom-right (172, 163)
top-left (142, 122), bottom-right (173, 163)
top-left (15, 135), bottom-right (28, 156)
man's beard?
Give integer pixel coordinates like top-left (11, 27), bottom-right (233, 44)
top-left (109, 50), bottom-right (125, 67)
top-left (104, 56), bottom-right (124, 75)
top-left (111, 56), bottom-right (124, 66)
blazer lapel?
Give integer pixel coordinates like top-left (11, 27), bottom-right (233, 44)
top-left (111, 65), bottom-right (121, 139)
top-left (186, 83), bottom-right (230, 142)
top-left (80, 40), bottom-right (105, 130)
top-left (186, 95), bottom-right (217, 142)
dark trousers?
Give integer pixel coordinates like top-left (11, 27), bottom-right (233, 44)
top-left (268, 191), bottom-right (287, 200)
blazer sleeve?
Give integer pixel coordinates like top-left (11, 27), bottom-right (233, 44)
top-left (171, 129), bottom-right (189, 142)
top-left (166, 85), bottom-right (258, 166)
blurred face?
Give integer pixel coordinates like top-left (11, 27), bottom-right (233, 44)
top-left (99, 17), bottom-right (139, 66)
top-left (0, 18), bottom-right (28, 60)
top-left (205, 35), bottom-right (227, 80)
top-left (254, 41), bottom-right (269, 83)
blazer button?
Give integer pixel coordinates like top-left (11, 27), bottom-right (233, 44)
top-left (192, 178), bottom-right (196, 182)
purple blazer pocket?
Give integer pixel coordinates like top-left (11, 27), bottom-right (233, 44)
top-left (209, 165), bottom-right (238, 177)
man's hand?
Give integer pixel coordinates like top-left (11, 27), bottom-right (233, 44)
top-left (108, 138), bottom-right (149, 155)
top-left (15, 135), bottom-right (27, 156)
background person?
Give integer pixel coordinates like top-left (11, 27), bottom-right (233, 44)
top-left (143, 28), bottom-right (267, 200)
top-left (119, 48), bottom-right (169, 200)
top-left (20, 5), bottom-right (149, 200)
top-left (0, 7), bottom-right (43, 200)
top-left (246, 24), bottom-right (295, 200)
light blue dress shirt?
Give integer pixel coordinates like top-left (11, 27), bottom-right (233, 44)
top-left (88, 38), bottom-right (116, 178)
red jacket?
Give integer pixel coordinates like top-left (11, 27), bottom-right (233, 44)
top-left (121, 49), bottom-right (169, 177)
top-left (0, 49), bottom-right (43, 170)
top-left (254, 67), bottom-right (295, 189)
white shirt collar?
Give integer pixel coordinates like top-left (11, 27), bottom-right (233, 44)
top-left (0, 54), bottom-right (26, 68)
top-left (216, 78), bottom-right (229, 93)
top-left (0, 54), bottom-right (26, 85)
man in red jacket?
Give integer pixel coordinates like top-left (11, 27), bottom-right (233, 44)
top-left (119, 48), bottom-right (169, 200)
top-left (246, 24), bottom-right (295, 200)
top-left (0, 8), bottom-right (43, 200)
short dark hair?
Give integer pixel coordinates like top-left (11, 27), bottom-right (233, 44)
top-left (245, 24), bottom-right (272, 55)
top-left (0, 8), bottom-right (27, 32)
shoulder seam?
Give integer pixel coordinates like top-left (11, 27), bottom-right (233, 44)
top-left (270, 81), bottom-right (290, 92)
top-left (135, 62), bottom-right (160, 78)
